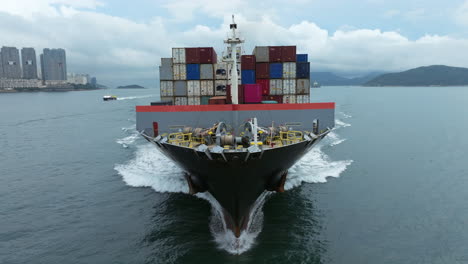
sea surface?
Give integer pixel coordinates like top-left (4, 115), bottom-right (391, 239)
top-left (1, 86), bottom-right (468, 263)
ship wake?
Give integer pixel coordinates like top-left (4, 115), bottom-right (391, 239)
top-left (114, 144), bottom-right (188, 193)
top-left (117, 94), bottom-right (156, 101)
top-left (116, 125), bottom-right (139, 148)
top-left (285, 118), bottom-right (353, 190)
top-left (197, 192), bottom-right (269, 255)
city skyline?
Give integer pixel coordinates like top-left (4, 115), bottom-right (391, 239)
top-left (0, 46), bottom-right (67, 81)
top-left (0, 46), bottom-right (96, 88)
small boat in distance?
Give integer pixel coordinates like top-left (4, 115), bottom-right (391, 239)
top-left (103, 95), bottom-right (117, 101)
top-left (312, 81), bottom-right (321, 88)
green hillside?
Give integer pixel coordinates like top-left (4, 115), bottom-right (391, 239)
top-left (364, 65), bottom-right (468, 86)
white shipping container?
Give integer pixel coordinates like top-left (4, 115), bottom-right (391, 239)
top-left (200, 80), bottom-right (214, 96)
top-left (172, 48), bottom-right (186, 64)
top-left (215, 80), bottom-right (227, 96)
top-left (187, 80), bottom-right (201, 96)
top-left (283, 95), bottom-right (296, 104)
top-left (175, 96), bottom-right (188, 105)
top-left (188, 96), bottom-right (201, 105)
top-left (270, 79), bottom-right (283, 95)
top-left (252, 46), bottom-right (269, 62)
top-left (160, 81), bottom-right (173, 96)
top-left (296, 79), bottom-right (310, 94)
top-left (296, 95), bottom-right (310, 104)
top-left (215, 63), bottom-right (228, 79)
top-left (283, 62), bottom-right (296, 79)
top-left (283, 79), bottom-right (296, 95)
top-left (173, 64), bottom-right (187, 80)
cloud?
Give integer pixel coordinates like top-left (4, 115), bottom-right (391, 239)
top-left (404, 8), bottom-right (426, 20)
top-left (0, 0), bottom-right (103, 18)
top-left (1, 2), bottom-right (468, 86)
top-left (163, 0), bottom-right (247, 21)
top-left (384, 9), bottom-right (401, 18)
top-left (383, 8), bottom-right (427, 21)
top-left (455, 0), bottom-right (468, 26)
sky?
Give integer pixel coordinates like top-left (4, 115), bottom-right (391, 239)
top-left (1, 0), bottom-right (468, 87)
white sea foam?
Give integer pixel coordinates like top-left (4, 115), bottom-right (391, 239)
top-left (116, 134), bottom-right (140, 147)
top-left (327, 131), bottom-right (347, 146)
top-left (286, 146), bottom-right (353, 190)
top-left (197, 192), bottom-right (269, 255)
top-left (117, 95), bottom-right (156, 101)
top-left (114, 144), bottom-right (188, 193)
top-left (116, 125), bottom-right (139, 147)
top-left (121, 125), bottom-right (136, 132)
top-left (339, 112), bottom-right (352, 119)
top-left (335, 119), bottom-right (351, 128)
top-left (285, 117), bottom-right (353, 190)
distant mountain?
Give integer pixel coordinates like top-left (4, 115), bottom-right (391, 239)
top-left (311, 72), bottom-right (382, 86)
top-left (117, 84), bottom-right (145, 89)
top-left (364, 65), bottom-right (468, 86)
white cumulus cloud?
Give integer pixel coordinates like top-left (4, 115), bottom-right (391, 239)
top-left (1, 2), bottom-right (468, 86)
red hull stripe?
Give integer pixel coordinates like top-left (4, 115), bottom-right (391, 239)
top-left (136, 103), bottom-right (335, 112)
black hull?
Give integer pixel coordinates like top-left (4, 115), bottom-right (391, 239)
top-left (150, 135), bottom-right (326, 236)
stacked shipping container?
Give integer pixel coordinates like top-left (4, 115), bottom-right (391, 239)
top-left (159, 45), bottom-right (311, 105)
top-left (159, 47), bottom-right (218, 105)
top-left (252, 46), bottom-right (310, 104)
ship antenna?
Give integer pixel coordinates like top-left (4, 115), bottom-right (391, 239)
top-left (224, 14), bottom-right (244, 104)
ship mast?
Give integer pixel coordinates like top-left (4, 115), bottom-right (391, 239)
top-left (224, 15), bottom-right (244, 105)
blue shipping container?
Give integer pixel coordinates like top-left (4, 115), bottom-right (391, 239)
top-left (269, 63), bottom-right (283, 78)
top-left (296, 54), bottom-right (308, 62)
top-left (241, 70), bottom-right (256, 84)
top-left (186, 64), bottom-right (200, 80)
top-left (296, 62), bottom-right (310, 78)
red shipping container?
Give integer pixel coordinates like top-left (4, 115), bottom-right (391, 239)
top-left (244, 84), bottom-right (262, 103)
top-left (186, 48), bottom-right (200, 63)
top-left (199, 47), bottom-right (217, 64)
top-left (269, 46), bottom-right (282, 62)
top-left (281, 46), bottom-right (296, 62)
top-left (241, 55), bottom-right (256, 70)
top-left (226, 84), bottom-right (244, 104)
top-left (209, 96), bottom-right (227, 105)
top-left (256, 79), bottom-right (270, 95)
top-left (256, 63), bottom-right (269, 79)
top-left (262, 95), bottom-right (283, 103)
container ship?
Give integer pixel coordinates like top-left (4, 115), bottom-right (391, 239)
top-left (136, 16), bottom-right (335, 237)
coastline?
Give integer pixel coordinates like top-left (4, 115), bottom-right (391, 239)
top-left (0, 87), bottom-right (102, 93)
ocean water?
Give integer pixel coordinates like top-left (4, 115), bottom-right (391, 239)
top-left (1, 86), bottom-right (468, 263)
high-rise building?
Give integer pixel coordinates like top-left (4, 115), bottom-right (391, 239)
top-left (40, 48), bottom-right (67, 81)
top-left (21, 48), bottom-right (38, 79)
top-left (67, 73), bottom-right (90, 85)
top-left (1, 46), bottom-right (22, 79)
top-left (90, 77), bottom-right (97, 87)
